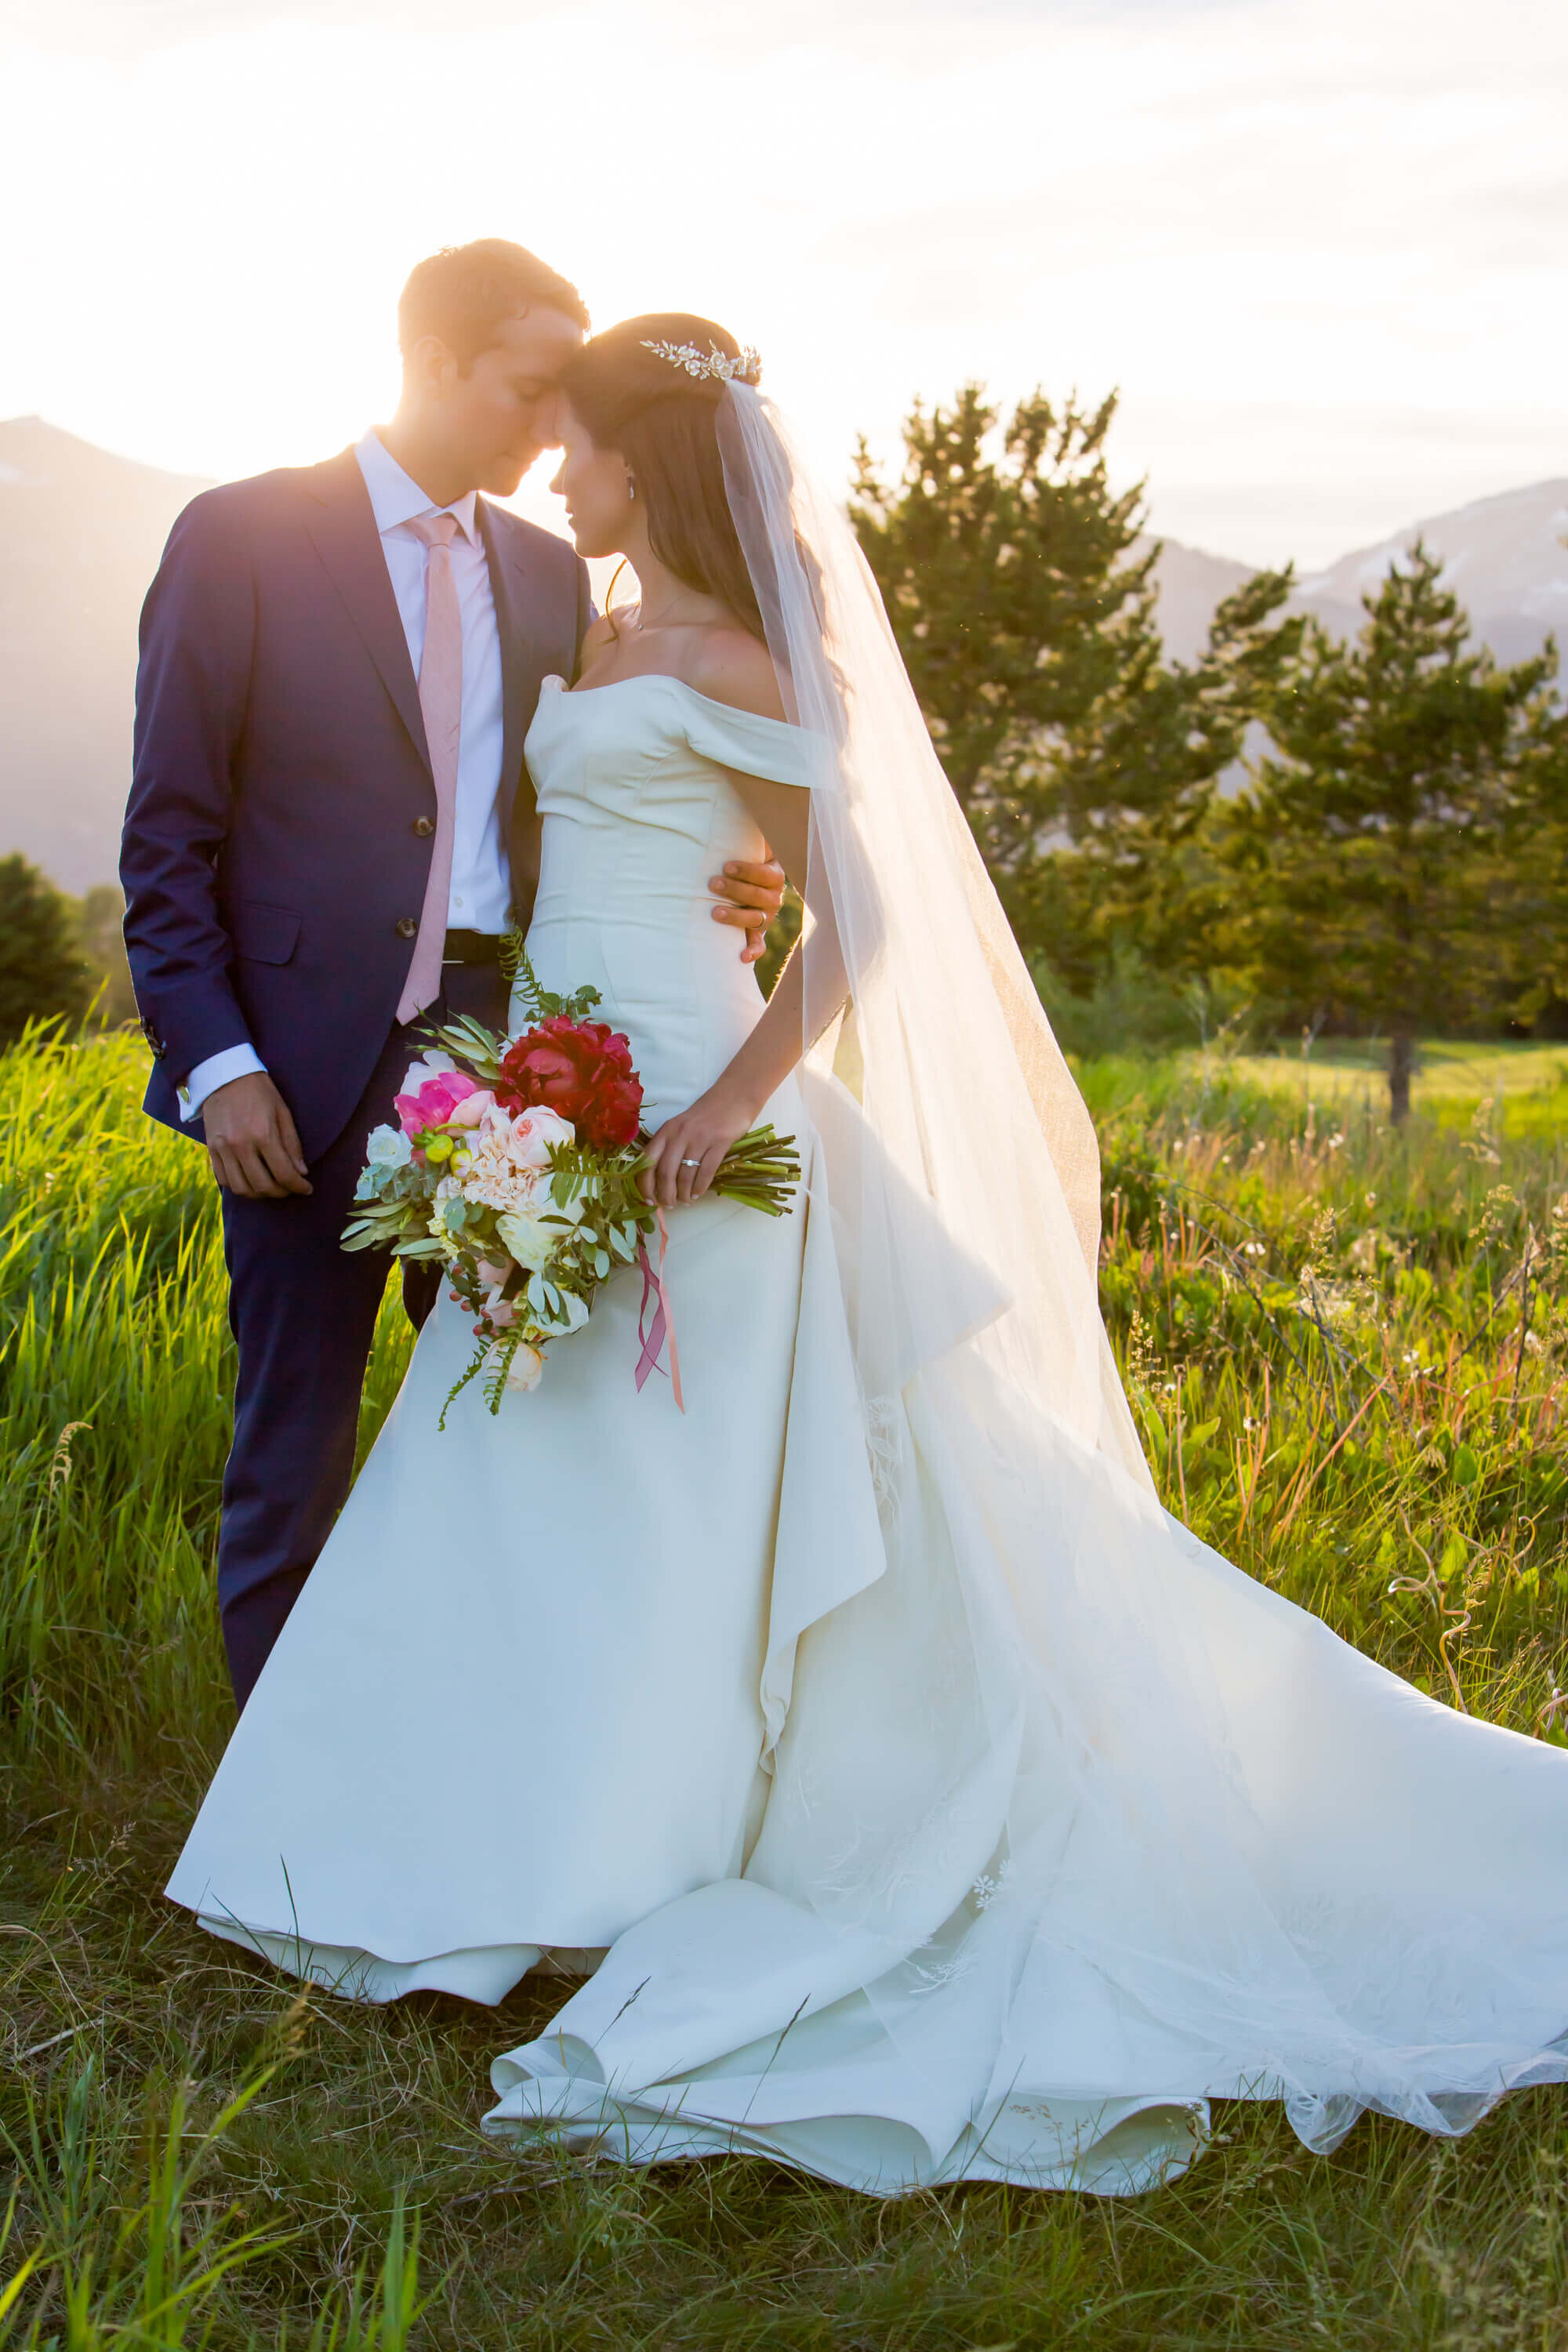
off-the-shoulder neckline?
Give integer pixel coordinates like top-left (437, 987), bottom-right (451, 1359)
top-left (540, 671), bottom-right (798, 732)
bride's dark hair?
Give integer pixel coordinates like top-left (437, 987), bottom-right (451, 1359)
top-left (557, 314), bottom-right (764, 642)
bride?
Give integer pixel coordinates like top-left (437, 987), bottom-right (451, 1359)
top-left (168, 314), bottom-right (1568, 2198)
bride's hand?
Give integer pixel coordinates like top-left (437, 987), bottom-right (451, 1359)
top-left (641, 1082), bottom-right (760, 1208)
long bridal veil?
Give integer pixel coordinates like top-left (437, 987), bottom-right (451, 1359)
top-left (719, 380), bottom-right (1145, 1478)
top-left (487, 384), bottom-right (1568, 2193)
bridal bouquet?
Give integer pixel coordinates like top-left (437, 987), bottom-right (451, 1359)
top-left (343, 955), bottom-right (800, 1422)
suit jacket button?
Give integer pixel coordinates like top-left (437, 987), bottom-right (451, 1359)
top-left (412, 815), bottom-right (435, 837)
top-left (395, 916), bottom-right (419, 939)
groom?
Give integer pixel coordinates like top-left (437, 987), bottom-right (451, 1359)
top-left (122, 241), bottom-right (784, 1709)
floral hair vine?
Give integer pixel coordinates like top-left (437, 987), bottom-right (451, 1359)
top-left (640, 336), bottom-right (762, 386)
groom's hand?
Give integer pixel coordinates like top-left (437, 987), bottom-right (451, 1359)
top-left (708, 855), bottom-right (786, 966)
top-left (202, 1073), bottom-right (313, 1199)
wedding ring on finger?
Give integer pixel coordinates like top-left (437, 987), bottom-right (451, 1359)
top-left (679, 1156), bottom-right (702, 1168)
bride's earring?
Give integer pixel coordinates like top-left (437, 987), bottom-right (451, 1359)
top-left (626, 477), bottom-right (637, 503)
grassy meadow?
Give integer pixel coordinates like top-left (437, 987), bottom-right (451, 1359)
top-left (4, 1022), bottom-right (1568, 2347)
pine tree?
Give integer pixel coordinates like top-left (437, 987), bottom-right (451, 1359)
top-left (849, 385), bottom-right (1148, 865)
top-left (1218, 545), bottom-right (1557, 1120)
top-left (1498, 691), bottom-right (1568, 1032)
top-left (1014, 568), bottom-right (1304, 992)
top-left (0, 855), bottom-right (90, 1047)
top-left (849, 383), bottom-right (1297, 979)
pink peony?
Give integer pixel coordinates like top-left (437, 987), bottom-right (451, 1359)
top-left (394, 1069), bottom-right (480, 1138)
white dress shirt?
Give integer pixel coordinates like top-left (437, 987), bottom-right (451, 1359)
top-left (180, 429), bottom-right (511, 1120)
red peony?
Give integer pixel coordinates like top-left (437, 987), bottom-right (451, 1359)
top-left (496, 1015), bottom-right (644, 1151)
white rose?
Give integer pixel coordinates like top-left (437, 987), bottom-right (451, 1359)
top-left (495, 1210), bottom-right (560, 1272)
top-left (496, 1191), bottom-right (586, 1272)
top-left (365, 1123), bottom-right (412, 1168)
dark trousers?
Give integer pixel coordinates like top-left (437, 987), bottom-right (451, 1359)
top-left (218, 965), bottom-right (508, 1709)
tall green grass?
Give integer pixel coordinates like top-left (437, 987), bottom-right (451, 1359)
top-left (5, 1020), bottom-right (1568, 2347)
top-left (2, 2059), bottom-right (423, 2349)
top-left (1088, 1054), bottom-right (1568, 1730)
top-left (0, 1026), bottom-right (414, 1763)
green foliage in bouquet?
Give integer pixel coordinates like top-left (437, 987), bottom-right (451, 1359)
top-left (499, 928), bottom-right (605, 1022)
top-left (342, 945), bottom-right (802, 1425)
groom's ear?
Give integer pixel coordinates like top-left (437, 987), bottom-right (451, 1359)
top-left (404, 332), bottom-right (462, 403)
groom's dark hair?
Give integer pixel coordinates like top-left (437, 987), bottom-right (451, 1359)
top-left (398, 240), bottom-right (590, 369)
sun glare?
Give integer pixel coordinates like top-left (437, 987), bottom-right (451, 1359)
top-left (2, 0), bottom-right (1565, 566)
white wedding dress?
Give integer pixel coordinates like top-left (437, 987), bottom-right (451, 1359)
top-left (169, 666), bottom-right (1568, 2199)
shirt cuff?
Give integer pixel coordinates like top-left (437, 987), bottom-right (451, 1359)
top-left (179, 1044), bottom-right (267, 1123)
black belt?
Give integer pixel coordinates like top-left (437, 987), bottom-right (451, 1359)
top-left (441, 929), bottom-right (506, 967)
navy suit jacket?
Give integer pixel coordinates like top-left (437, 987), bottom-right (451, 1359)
top-left (121, 448), bottom-right (590, 1163)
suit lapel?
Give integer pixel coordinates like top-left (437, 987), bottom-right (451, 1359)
top-left (301, 451), bottom-right (430, 772)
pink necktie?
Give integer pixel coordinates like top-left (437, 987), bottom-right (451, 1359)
top-left (397, 510), bottom-right (463, 1025)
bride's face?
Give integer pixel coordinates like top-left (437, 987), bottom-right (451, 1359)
top-left (550, 408), bottom-right (633, 560)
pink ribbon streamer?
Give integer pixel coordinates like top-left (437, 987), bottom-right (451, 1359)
top-left (634, 1207), bottom-right (684, 1412)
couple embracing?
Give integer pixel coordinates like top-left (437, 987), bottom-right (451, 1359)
top-left (124, 239), bottom-right (1568, 2198)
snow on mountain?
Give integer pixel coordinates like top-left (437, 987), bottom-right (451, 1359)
top-left (1147, 479), bottom-right (1568, 670)
top-left (1291, 479), bottom-right (1568, 666)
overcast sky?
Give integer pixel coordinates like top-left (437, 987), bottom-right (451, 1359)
top-left (3, 0), bottom-right (1564, 567)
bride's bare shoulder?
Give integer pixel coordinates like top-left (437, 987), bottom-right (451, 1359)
top-left (578, 608), bottom-right (634, 664)
top-left (687, 626), bottom-right (786, 724)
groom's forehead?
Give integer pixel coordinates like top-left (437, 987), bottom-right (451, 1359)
top-left (485, 308), bottom-right (586, 380)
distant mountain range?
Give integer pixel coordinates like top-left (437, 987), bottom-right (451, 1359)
top-left (1145, 478), bottom-right (1568, 670)
top-left (3, 416), bottom-right (1566, 892)
top-left (2, 418), bottom-right (212, 895)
